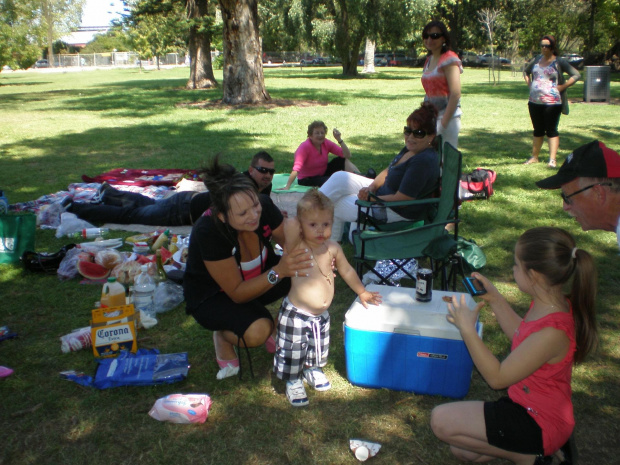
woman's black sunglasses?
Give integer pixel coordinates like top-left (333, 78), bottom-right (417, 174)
top-left (423, 32), bottom-right (443, 40)
top-left (252, 166), bottom-right (276, 175)
top-left (540, 43), bottom-right (552, 48)
top-left (403, 127), bottom-right (428, 139)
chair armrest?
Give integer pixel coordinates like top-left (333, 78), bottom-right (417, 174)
top-left (355, 197), bottom-right (440, 208)
top-left (357, 219), bottom-right (457, 241)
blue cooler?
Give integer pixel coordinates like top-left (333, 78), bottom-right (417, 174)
top-left (344, 284), bottom-right (482, 399)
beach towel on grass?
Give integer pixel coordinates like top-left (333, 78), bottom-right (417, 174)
top-left (82, 169), bottom-right (197, 187)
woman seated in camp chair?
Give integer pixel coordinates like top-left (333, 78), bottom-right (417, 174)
top-left (319, 102), bottom-right (441, 242)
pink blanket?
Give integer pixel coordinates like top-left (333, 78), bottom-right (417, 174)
top-left (82, 168), bottom-right (197, 187)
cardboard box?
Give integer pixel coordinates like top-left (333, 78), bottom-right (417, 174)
top-left (344, 285), bottom-right (482, 399)
top-left (91, 305), bottom-right (138, 358)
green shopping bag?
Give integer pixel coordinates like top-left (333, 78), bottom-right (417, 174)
top-left (0, 213), bottom-right (36, 264)
top-left (423, 235), bottom-right (487, 272)
top-left (457, 237), bottom-right (486, 272)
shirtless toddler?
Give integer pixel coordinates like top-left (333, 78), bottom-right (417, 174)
top-left (273, 189), bottom-right (381, 407)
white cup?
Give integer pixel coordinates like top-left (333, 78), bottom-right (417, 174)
top-left (355, 445), bottom-right (369, 461)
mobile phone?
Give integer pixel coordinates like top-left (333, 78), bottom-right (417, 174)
top-left (463, 277), bottom-right (487, 296)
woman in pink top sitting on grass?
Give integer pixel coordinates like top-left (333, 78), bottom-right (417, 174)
top-left (280, 121), bottom-right (361, 190)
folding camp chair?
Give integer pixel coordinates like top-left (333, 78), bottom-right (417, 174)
top-left (351, 142), bottom-right (465, 290)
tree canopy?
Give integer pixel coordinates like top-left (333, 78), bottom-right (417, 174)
top-left (2, 0), bottom-right (618, 78)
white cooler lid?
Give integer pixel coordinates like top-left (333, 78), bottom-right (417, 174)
top-left (345, 284), bottom-right (477, 341)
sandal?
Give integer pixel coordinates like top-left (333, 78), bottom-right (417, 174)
top-left (548, 159), bottom-right (557, 168)
top-left (216, 357), bottom-right (240, 380)
top-left (524, 157), bottom-right (539, 165)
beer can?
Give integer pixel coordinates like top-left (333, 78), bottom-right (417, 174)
top-left (415, 268), bottom-right (433, 302)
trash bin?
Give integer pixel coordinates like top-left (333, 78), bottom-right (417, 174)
top-left (583, 66), bottom-right (611, 103)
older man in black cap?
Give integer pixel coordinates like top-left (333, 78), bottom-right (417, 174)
top-left (536, 140), bottom-right (620, 249)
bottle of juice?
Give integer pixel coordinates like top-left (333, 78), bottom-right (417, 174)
top-left (100, 277), bottom-right (126, 307)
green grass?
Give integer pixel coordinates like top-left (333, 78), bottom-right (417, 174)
top-left (1, 66), bottom-right (619, 465)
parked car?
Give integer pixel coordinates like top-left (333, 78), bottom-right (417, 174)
top-left (324, 56), bottom-right (340, 64)
top-left (479, 54), bottom-right (510, 65)
top-left (374, 53), bottom-right (389, 66)
top-left (388, 53), bottom-right (414, 67)
top-left (460, 51), bottom-right (480, 65)
top-left (32, 59), bottom-right (50, 68)
top-left (300, 56), bottom-right (325, 65)
top-left (561, 53), bottom-right (584, 69)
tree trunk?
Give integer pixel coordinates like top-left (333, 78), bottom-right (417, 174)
top-left (186, 0), bottom-right (217, 89)
top-left (333, 0), bottom-right (362, 77)
top-left (42, 0), bottom-right (54, 67)
top-left (219, 0), bottom-right (270, 104)
top-left (362, 38), bottom-right (376, 74)
top-left (586, 0), bottom-right (597, 54)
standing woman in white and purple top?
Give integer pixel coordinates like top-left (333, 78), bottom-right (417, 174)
top-left (421, 20), bottom-right (463, 150)
top-left (279, 121), bottom-right (361, 190)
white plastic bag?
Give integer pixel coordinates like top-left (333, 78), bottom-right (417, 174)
top-left (55, 212), bottom-right (96, 238)
top-left (38, 202), bottom-right (65, 229)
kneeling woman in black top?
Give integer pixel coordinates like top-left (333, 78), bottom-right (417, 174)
top-left (183, 157), bottom-right (312, 380)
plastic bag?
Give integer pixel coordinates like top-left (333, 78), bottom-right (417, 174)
top-left (94, 248), bottom-right (123, 270)
top-left (57, 247), bottom-right (82, 280)
top-left (37, 202), bottom-right (65, 229)
top-left (55, 212), bottom-right (96, 238)
top-left (149, 394), bottom-right (212, 424)
top-left (60, 326), bottom-right (92, 353)
top-left (58, 244), bottom-right (109, 280)
top-left (60, 349), bottom-right (190, 389)
top-left (138, 309), bottom-right (158, 329)
top-left (154, 281), bottom-right (184, 313)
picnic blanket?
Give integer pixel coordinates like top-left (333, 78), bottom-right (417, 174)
top-left (82, 168), bottom-right (197, 187)
top-left (9, 184), bottom-right (172, 214)
top-left (271, 174), bottom-right (312, 193)
top-left (9, 172), bottom-right (308, 234)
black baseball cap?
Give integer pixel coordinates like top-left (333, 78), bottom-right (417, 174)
top-left (536, 140), bottom-right (620, 189)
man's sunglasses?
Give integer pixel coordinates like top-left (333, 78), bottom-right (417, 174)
top-left (561, 183), bottom-right (611, 204)
top-left (403, 127), bottom-right (428, 139)
top-left (423, 32), bottom-right (443, 40)
top-left (252, 166), bottom-right (276, 175)
top-left (540, 43), bottom-right (552, 48)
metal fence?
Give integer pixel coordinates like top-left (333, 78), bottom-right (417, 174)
top-left (51, 51), bottom-right (194, 68)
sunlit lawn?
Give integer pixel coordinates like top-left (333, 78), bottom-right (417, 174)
top-left (0, 65), bottom-right (619, 464)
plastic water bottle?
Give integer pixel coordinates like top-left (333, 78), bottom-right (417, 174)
top-left (133, 265), bottom-right (156, 317)
top-left (0, 190), bottom-right (8, 214)
top-left (73, 228), bottom-right (110, 239)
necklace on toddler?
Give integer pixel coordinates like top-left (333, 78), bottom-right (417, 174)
top-left (309, 244), bottom-right (334, 285)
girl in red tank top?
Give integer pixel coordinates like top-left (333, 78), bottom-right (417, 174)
top-left (431, 227), bottom-right (598, 464)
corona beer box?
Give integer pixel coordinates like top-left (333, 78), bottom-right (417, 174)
top-left (344, 285), bottom-right (482, 399)
top-left (91, 305), bottom-right (138, 358)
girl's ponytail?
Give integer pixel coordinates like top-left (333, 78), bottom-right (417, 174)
top-left (570, 248), bottom-right (598, 364)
